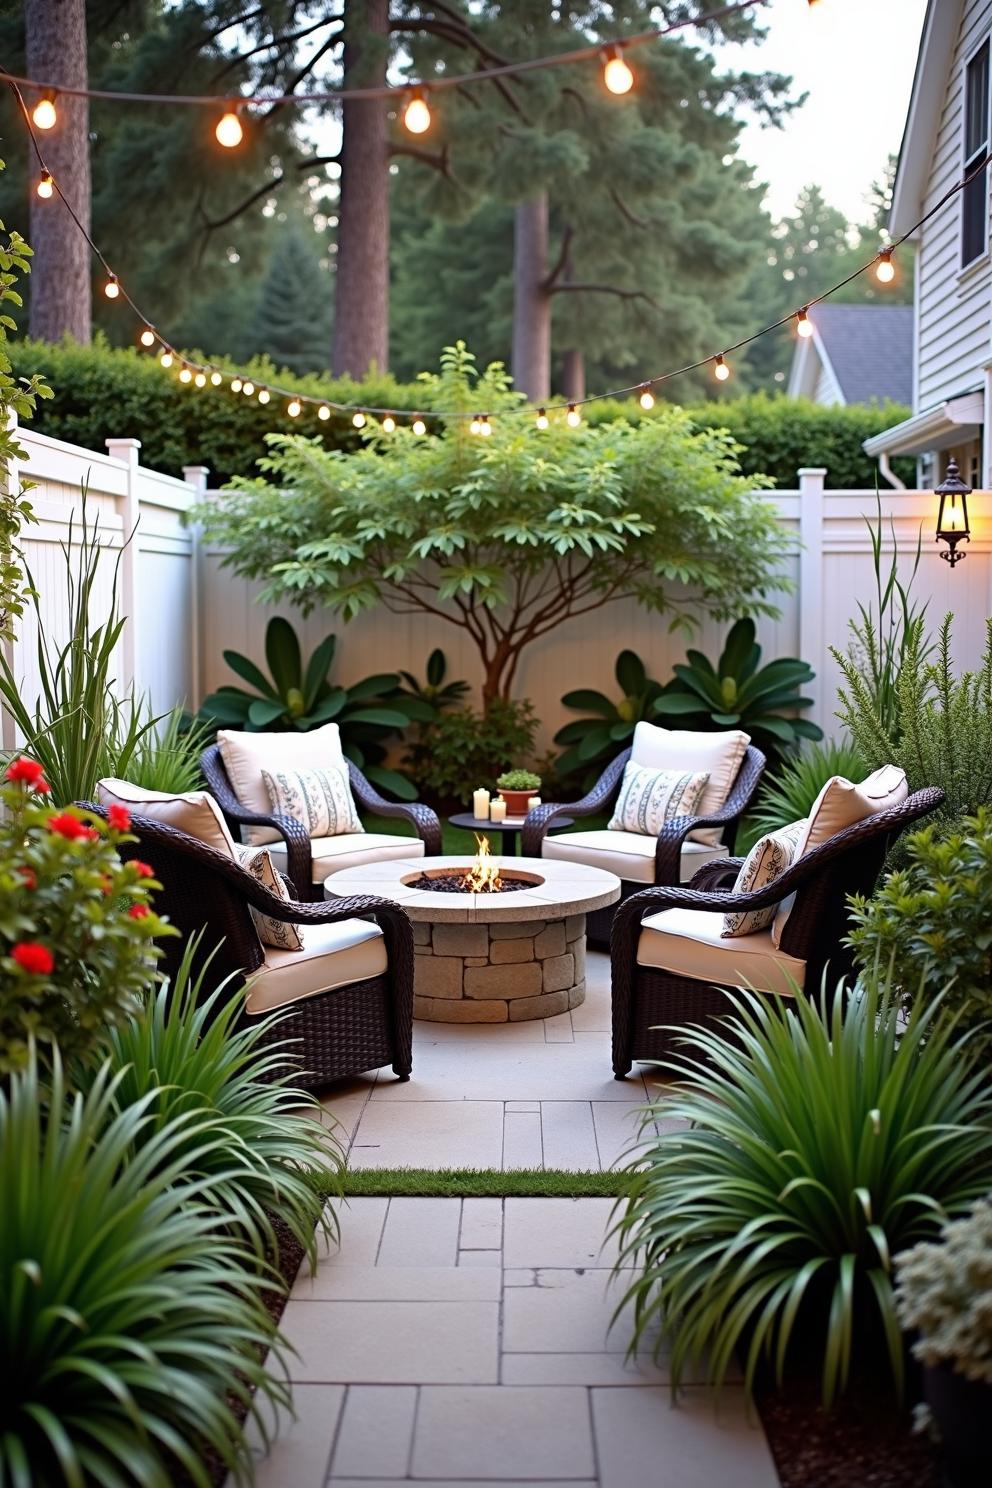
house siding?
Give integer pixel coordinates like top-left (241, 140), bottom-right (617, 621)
top-left (916, 0), bottom-right (992, 410)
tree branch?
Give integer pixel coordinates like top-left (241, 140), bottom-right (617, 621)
top-left (212, 16), bottom-right (343, 82)
top-left (609, 186), bottom-right (651, 230)
top-left (541, 223), bottom-right (574, 293)
top-left (549, 282), bottom-right (661, 310)
top-left (388, 141), bottom-right (451, 174)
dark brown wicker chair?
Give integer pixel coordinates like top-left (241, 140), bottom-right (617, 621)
top-left (521, 743), bottom-right (766, 941)
top-left (86, 805), bottom-right (415, 1090)
top-left (609, 785), bottom-right (945, 1079)
top-left (201, 743), bottom-right (442, 902)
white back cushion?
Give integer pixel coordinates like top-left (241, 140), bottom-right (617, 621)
top-left (97, 779), bottom-right (237, 859)
top-left (630, 723), bottom-right (750, 845)
top-left (217, 723), bottom-right (347, 845)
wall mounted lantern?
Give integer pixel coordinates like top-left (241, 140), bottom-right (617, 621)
top-left (934, 457), bottom-right (971, 567)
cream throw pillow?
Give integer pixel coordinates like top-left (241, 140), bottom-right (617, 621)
top-left (236, 845), bottom-right (304, 952)
top-left (96, 779), bottom-right (237, 859)
top-left (608, 764), bottom-right (709, 837)
top-left (722, 819), bottom-right (806, 937)
top-left (262, 764), bottom-right (363, 839)
top-left (629, 723), bottom-right (750, 845)
top-left (771, 765), bottom-right (908, 948)
top-left (217, 723), bottom-right (348, 845)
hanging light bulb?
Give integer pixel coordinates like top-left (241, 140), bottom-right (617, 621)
top-left (32, 93), bottom-right (57, 130)
top-left (215, 107), bottom-right (244, 149)
top-left (210, 371), bottom-right (222, 386)
top-left (602, 46), bottom-right (634, 96)
top-left (36, 171), bottom-right (54, 199)
top-left (403, 87), bottom-right (432, 135)
top-left (566, 404), bottom-right (581, 428)
top-left (318, 405), bottom-right (331, 421)
top-left (412, 416), bottom-right (427, 436)
top-left (230, 377), bottom-right (243, 392)
top-left (352, 411), bottom-right (366, 428)
top-left (713, 354), bottom-right (731, 382)
top-left (479, 414), bottom-right (493, 436)
top-left (103, 274), bottom-right (120, 300)
top-left (194, 371), bottom-right (206, 388)
top-left (381, 414), bottom-right (396, 433)
top-left (535, 408), bottom-right (549, 430)
top-left (796, 307), bottom-right (813, 338)
top-left (257, 388), bottom-right (270, 404)
top-left (179, 365), bottom-right (193, 384)
top-left (139, 326), bottom-right (155, 348)
top-left (469, 416), bottom-right (482, 435)
top-left (287, 399), bottom-right (301, 417)
top-left (875, 248), bottom-right (895, 283)
top-left (242, 381), bottom-right (255, 397)
top-left (160, 351), bottom-right (174, 369)
top-left (638, 384), bottom-right (655, 410)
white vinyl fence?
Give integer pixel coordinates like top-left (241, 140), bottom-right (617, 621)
top-left (5, 420), bottom-right (992, 757)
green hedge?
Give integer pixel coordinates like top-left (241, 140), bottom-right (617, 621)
top-left (11, 339), bottom-right (914, 489)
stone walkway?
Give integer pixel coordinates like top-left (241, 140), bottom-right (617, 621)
top-left (245, 950), bottom-right (780, 1487)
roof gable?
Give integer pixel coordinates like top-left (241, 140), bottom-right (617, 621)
top-left (890, 0), bottom-right (963, 236)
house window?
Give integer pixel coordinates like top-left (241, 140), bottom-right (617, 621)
top-left (962, 41), bottom-right (989, 266)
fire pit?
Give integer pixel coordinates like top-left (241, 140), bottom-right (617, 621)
top-left (324, 850), bottom-right (621, 1024)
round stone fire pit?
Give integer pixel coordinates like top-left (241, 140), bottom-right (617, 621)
top-left (324, 855), bottom-right (621, 1023)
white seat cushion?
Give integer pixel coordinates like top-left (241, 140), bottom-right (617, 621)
top-left (637, 907), bottom-right (805, 996)
top-left (269, 832), bottom-right (425, 886)
top-left (245, 918), bottom-right (388, 1015)
top-left (542, 829), bottom-right (728, 885)
top-left (217, 723), bottom-right (349, 846)
top-left (630, 722), bottom-right (750, 845)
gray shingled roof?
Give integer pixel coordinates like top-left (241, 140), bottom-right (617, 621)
top-left (809, 304), bottom-right (913, 406)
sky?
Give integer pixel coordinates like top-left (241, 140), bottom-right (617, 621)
top-left (723, 0), bottom-right (930, 221)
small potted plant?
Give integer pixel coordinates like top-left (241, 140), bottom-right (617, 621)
top-left (495, 769), bottom-right (542, 817)
top-left (895, 1198), bottom-right (992, 1488)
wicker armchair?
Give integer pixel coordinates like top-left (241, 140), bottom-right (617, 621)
top-left (522, 742), bottom-right (766, 941)
top-left (201, 743), bottom-right (441, 902)
top-left (609, 786), bottom-right (945, 1079)
top-left (86, 805), bottom-right (415, 1089)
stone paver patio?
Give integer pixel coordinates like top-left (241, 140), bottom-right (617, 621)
top-left (245, 950), bottom-right (780, 1486)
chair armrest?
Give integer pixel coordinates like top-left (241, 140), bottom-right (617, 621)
top-left (652, 747), bottom-right (767, 884)
top-left (688, 857), bottom-right (743, 891)
top-left (200, 744), bottom-right (316, 899)
top-left (521, 749), bottom-right (631, 856)
top-left (348, 764), bottom-right (442, 855)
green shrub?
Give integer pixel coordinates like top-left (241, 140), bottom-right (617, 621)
top-left (612, 981), bottom-right (992, 1405)
top-left (848, 811), bottom-right (992, 1058)
top-left (126, 704), bottom-right (214, 794)
top-left (0, 766), bottom-right (168, 1076)
top-left (895, 1197), bottom-right (992, 1385)
top-left (554, 651), bottom-right (668, 787)
top-left (496, 769), bottom-right (541, 791)
top-left (738, 737), bottom-right (867, 851)
top-left (414, 698), bottom-right (538, 805)
top-left (0, 1048), bottom-right (289, 1486)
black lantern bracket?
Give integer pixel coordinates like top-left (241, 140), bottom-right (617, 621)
top-left (934, 457), bottom-right (972, 567)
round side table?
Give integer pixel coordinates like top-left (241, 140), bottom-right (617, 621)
top-left (447, 811), bottom-right (574, 856)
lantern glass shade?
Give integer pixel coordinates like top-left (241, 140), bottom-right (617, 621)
top-left (934, 457), bottom-right (972, 566)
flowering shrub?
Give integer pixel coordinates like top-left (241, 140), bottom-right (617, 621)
top-left (0, 758), bottom-right (169, 1074)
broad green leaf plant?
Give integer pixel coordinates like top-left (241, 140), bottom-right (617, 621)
top-left (554, 649), bottom-right (667, 786)
top-left (193, 343), bottom-right (789, 708)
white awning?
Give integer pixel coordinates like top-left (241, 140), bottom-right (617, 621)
top-left (862, 390), bottom-right (984, 459)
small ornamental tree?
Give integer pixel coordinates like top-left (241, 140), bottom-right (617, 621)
top-left (194, 344), bottom-right (790, 708)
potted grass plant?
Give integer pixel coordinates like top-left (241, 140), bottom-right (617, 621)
top-left (496, 768), bottom-right (542, 816)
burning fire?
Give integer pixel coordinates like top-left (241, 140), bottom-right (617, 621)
top-left (464, 834), bottom-right (504, 893)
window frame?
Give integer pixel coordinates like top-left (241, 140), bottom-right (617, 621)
top-left (961, 37), bottom-right (990, 269)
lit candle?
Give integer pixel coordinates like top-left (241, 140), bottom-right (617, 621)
top-left (527, 796), bottom-right (541, 810)
top-left (489, 798), bottom-right (507, 822)
top-left (472, 788), bottom-right (490, 820)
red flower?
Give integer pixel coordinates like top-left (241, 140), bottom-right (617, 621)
top-left (47, 812), bottom-right (90, 840)
top-left (107, 804), bottom-right (131, 832)
top-left (11, 942), bottom-right (54, 975)
top-left (17, 867), bottom-right (37, 890)
top-left (5, 757), bottom-right (47, 790)
top-left (127, 902), bottom-right (150, 920)
top-left (131, 860), bottom-right (154, 878)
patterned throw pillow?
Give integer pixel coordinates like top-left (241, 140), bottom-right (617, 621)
top-left (236, 845), bottom-right (305, 952)
top-left (721, 819), bottom-right (806, 938)
top-left (262, 764), bottom-right (363, 839)
top-left (608, 764), bottom-right (710, 837)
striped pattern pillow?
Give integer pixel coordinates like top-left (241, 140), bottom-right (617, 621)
top-left (262, 764), bottom-right (363, 839)
top-left (721, 819), bottom-right (805, 938)
top-left (608, 764), bottom-right (709, 837)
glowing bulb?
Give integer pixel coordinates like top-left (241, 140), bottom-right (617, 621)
top-left (714, 355), bottom-right (731, 382)
top-left (287, 399), bottom-right (301, 417)
top-left (603, 47), bottom-right (634, 96)
top-left (104, 275), bottom-right (120, 300)
top-left (412, 416), bottom-right (427, 436)
top-left (230, 377), bottom-right (242, 392)
top-left (536, 408), bottom-right (549, 430)
top-left (179, 366), bottom-right (192, 384)
top-left (404, 88), bottom-right (431, 135)
top-left (381, 414), bottom-right (396, 433)
top-left (36, 171), bottom-right (54, 199)
top-left (796, 307), bottom-right (813, 338)
top-left (318, 405), bottom-right (331, 421)
top-left (638, 384), bottom-right (655, 411)
top-left (139, 326), bottom-right (155, 347)
top-left (469, 416), bottom-right (481, 435)
top-left (875, 249), bottom-right (895, 283)
top-left (160, 351), bottom-right (173, 369)
top-left (479, 415), bottom-right (492, 437)
top-left (215, 109), bottom-right (244, 148)
top-left (194, 371), bottom-right (206, 387)
top-left (32, 94), bottom-right (57, 130)
top-left (210, 371), bottom-right (222, 385)
top-left (257, 388), bottom-right (270, 404)
top-left (242, 381), bottom-right (254, 397)
top-left (352, 411), bottom-right (366, 428)
top-left (566, 404), bottom-right (581, 428)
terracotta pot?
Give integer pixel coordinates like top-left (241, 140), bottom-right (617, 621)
top-left (498, 789), bottom-right (537, 816)
top-left (924, 1362), bottom-right (992, 1488)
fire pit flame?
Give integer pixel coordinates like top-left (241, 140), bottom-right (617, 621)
top-left (463, 834), bottom-right (503, 893)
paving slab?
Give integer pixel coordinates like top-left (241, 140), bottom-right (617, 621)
top-left (591, 1385), bottom-right (778, 1488)
top-left (331, 1385), bottom-right (417, 1479)
top-left (279, 1298), bottom-right (500, 1384)
top-left (411, 1385), bottom-right (595, 1480)
top-left (350, 1099), bottom-right (505, 1170)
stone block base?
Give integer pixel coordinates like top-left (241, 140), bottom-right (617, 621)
top-left (413, 915), bottom-right (587, 1022)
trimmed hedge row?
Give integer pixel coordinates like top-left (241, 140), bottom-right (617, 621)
top-left (11, 338), bottom-right (914, 489)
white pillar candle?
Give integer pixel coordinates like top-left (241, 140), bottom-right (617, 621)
top-left (527, 796), bottom-right (541, 810)
top-left (489, 798), bottom-right (507, 822)
top-left (472, 788), bottom-right (490, 820)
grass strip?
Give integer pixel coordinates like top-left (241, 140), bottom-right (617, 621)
top-left (340, 1167), bottom-right (630, 1198)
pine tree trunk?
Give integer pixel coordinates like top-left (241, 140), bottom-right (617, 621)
top-left (511, 194), bottom-right (550, 402)
top-left (25, 0), bottom-right (91, 343)
top-left (561, 349), bottom-right (585, 402)
top-left (332, 0), bottom-right (390, 377)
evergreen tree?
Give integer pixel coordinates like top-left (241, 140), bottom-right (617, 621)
top-left (244, 220), bottom-right (333, 374)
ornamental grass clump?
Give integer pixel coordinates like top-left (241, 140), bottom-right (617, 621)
top-left (0, 1049), bottom-right (290, 1487)
top-left (612, 981), bottom-right (992, 1406)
